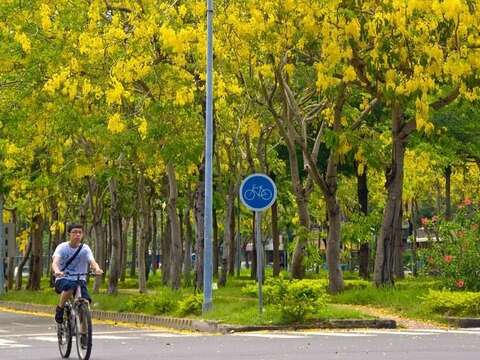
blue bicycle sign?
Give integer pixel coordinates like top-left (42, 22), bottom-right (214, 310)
top-left (240, 173), bottom-right (277, 212)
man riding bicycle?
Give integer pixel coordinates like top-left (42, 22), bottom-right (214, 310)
top-left (51, 223), bottom-right (103, 324)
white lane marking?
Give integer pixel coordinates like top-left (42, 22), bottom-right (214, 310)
top-left (95, 335), bottom-right (141, 340)
top-left (353, 330), bottom-right (434, 336)
top-left (145, 333), bottom-right (198, 338)
top-left (0, 329), bottom-right (175, 338)
top-left (11, 322), bottom-right (39, 327)
top-left (232, 333), bottom-right (307, 339)
top-left (28, 336), bottom-right (58, 342)
top-left (407, 329), bottom-right (480, 335)
top-left (305, 332), bottom-right (375, 337)
top-left (0, 338), bottom-right (31, 348)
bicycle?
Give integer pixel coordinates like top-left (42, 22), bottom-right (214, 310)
top-left (244, 185), bottom-right (272, 201)
top-left (57, 272), bottom-right (97, 360)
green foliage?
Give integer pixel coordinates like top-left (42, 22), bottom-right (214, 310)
top-left (152, 296), bottom-right (177, 315)
top-left (176, 294), bottom-right (203, 316)
top-left (242, 277), bottom-right (330, 322)
top-left (425, 206), bottom-right (480, 291)
top-left (303, 239), bottom-right (324, 272)
top-left (242, 276), bottom-right (369, 298)
top-left (342, 211), bottom-right (381, 245)
top-left (423, 290), bottom-right (480, 317)
top-left (277, 280), bottom-right (330, 322)
top-left (124, 295), bottom-right (150, 312)
top-left (343, 279), bottom-right (369, 290)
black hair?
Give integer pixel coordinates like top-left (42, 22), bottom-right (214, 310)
top-left (67, 223), bottom-right (83, 233)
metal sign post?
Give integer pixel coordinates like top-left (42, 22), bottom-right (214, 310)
top-left (240, 174), bottom-right (277, 313)
top-left (255, 211), bottom-right (263, 312)
top-left (202, 0), bottom-right (214, 314)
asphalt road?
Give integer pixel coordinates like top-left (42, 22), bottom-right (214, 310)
top-left (1, 309), bottom-right (480, 360)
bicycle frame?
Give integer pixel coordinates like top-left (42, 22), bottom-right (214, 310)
top-left (57, 272), bottom-right (96, 360)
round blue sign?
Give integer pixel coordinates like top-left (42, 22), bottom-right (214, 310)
top-left (239, 173), bottom-right (277, 212)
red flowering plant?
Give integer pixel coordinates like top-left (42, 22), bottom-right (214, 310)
top-left (426, 206), bottom-right (480, 291)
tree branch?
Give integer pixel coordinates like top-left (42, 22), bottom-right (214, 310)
top-left (105, 0), bottom-right (132, 13)
top-left (430, 86), bottom-right (460, 111)
top-left (350, 97), bottom-right (379, 131)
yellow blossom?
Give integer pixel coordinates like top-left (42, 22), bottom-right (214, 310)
top-left (107, 113), bottom-right (126, 133)
top-left (14, 32), bottom-right (31, 53)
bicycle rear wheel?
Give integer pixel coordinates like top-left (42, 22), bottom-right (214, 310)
top-left (57, 312), bottom-right (72, 358)
top-left (75, 304), bottom-right (93, 360)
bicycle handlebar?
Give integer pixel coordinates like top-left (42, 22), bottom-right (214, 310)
top-left (63, 272), bottom-right (102, 277)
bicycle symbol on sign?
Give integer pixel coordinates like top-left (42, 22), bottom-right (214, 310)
top-left (243, 185), bottom-right (273, 201)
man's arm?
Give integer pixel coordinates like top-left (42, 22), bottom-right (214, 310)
top-left (89, 259), bottom-right (103, 275)
top-left (51, 256), bottom-right (64, 278)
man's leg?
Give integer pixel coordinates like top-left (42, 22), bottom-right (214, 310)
top-left (59, 290), bottom-right (73, 307)
top-left (55, 290), bottom-right (73, 323)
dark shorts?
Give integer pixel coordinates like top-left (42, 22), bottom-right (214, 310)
top-left (55, 279), bottom-right (91, 303)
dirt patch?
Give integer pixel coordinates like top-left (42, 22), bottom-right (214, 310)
top-left (335, 304), bottom-right (445, 329)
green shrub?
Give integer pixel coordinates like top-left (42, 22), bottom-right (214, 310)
top-left (263, 277), bottom-right (286, 304)
top-left (278, 280), bottom-right (329, 322)
top-left (423, 290), bottom-right (480, 316)
top-left (152, 296), bottom-right (177, 315)
top-left (240, 283), bottom-right (259, 298)
top-left (425, 206), bottom-right (480, 291)
top-left (177, 294), bottom-right (203, 316)
top-left (343, 279), bottom-right (369, 290)
top-left (247, 277), bottom-right (330, 322)
top-left (124, 295), bottom-right (151, 312)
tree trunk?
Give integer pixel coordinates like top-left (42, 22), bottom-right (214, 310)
top-left (412, 199), bottom-right (419, 277)
top-left (271, 200), bottom-right (280, 277)
top-left (7, 211), bottom-right (16, 290)
top-left (120, 217), bottom-right (130, 282)
top-left (374, 106), bottom-right (407, 287)
top-left (219, 181), bottom-right (236, 286)
top-left (213, 207), bottom-right (219, 279)
top-left (137, 175), bottom-right (148, 293)
top-left (15, 237), bottom-right (32, 290)
top-left (87, 177), bottom-right (105, 293)
top-left (179, 210), bottom-right (184, 273)
top-left (130, 216), bottom-right (137, 278)
top-left (183, 205), bottom-right (193, 286)
top-left (108, 177), bottom-right (122, 294)
top-left (161, 216), bottom-right (171, 285)
top-left (152, 210), bottom-right (158, 273)
top-left (167, 163), bottom-right (182, 289)
top-left (326, 197), bottom-right (344, 293)
top-left (287, 135), bottom-right (310, 279)
top-left (145, 190), bottom-right (154, 282)
top-left (445, 165), bottom-right (452, 220)
top-left (356, 162), bottom-right (370, 280)
top-left (28, 214), bottom-right (43, 290)
top-left (194, 158), bottom-right (205, 291)
top-left (228, 186), bottom-right (237, 277)
top-left (393, 205), bottom-right (405, 279)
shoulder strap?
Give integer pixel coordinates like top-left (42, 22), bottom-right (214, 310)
top-left (61, 244), bottom-right (84, 272)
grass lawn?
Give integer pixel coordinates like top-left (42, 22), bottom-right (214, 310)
top-left (2, 271), bottom-right (470, 325)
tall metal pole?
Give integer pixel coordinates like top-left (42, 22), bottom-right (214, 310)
top-left (0, 194), bottom-right (5, 295)
top-left (255, 211), bottom-right (263, 313)
top-left (202, 0), bottom-right (214, 313)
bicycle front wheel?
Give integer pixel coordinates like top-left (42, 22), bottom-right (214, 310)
top-left (75, 304), bottom-right (93, 360)
top-left (57, 315), bottom-right (72, 358)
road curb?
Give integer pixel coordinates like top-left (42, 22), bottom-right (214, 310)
top-left (221, 319), bottom-right (396, 333)
top-left (0, 301), bottom-right (221, 333)
top-left (445, 317), bottom-right (480, 328)
top-left (0, 300), bottom-right (396, 333)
